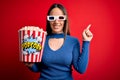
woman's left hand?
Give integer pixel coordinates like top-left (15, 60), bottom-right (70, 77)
top-left (82, 24), bottom-right (93, 41)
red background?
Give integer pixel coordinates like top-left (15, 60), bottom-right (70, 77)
top-left (0, 0), bottom-right (120, 80)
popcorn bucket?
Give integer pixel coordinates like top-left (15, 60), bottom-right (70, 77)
top-left (18, 26), bottom-right (47, 62)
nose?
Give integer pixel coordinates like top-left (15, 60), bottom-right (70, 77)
top-left (54, 19), bottom-right (59, 23)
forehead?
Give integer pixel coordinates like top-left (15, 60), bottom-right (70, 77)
top-left (50, 8), bottom-right (64, 15)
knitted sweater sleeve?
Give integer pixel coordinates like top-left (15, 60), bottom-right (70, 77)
top-left (72, 39), bottom-right (90, 74)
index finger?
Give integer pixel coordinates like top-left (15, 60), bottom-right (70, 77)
top-left (86, 24), bottom-right (91, 30)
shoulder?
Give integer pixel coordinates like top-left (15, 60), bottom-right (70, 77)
top-left (66, 35), bottom-right (80, 44)
top-left (66, 35), bottom-right (78, 40)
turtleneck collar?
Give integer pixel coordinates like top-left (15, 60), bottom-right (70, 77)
top-left (49, 33), bottom-right (65, 38)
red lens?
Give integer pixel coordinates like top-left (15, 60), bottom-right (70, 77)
top-left (59, 16), bottom-right (64, 19)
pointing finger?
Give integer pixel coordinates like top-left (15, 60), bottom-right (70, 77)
top-left (86, 24), bottom-right (91, 30)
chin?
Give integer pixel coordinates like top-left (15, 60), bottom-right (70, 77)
top-left (52, 30), bottom-right (63, 34)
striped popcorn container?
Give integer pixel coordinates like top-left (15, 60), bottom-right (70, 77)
top-left (18, 26), bottom-right (47, 62)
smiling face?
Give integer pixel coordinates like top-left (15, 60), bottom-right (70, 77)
top-left (49, 8), bottom-right (65, 34)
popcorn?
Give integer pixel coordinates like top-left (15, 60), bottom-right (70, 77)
top-left (18, 26), bottom-right (47, 62)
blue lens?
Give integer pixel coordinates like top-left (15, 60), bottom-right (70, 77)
top-left (49, 16), bottom-right (54, 20)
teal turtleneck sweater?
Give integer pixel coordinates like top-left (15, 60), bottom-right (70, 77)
top-left (30, 33), bottom-right (90, 80)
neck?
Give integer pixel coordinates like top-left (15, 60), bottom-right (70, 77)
top-left (52, 31), bottom-right (64, 34)
top-left (49, 33), bottom-right (65, 38)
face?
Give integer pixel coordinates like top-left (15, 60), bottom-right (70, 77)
top-left (49, 8), bottom-right (65, 34)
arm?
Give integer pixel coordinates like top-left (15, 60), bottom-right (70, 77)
top-left (72, 40), bottom-right (90, 74)
top-left (73, 24), bottom-right (93, 73)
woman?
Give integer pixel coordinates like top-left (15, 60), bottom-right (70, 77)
top-left (25, 3), bottom-right (93, 80)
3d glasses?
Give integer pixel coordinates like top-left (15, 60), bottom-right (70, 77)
top-left (47, 15), bottom-right (66, 21)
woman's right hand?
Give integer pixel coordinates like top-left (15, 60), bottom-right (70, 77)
top-left (24, 62), bottom-right (34, 68)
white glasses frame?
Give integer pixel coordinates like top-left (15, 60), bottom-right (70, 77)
top-left (47, 15), bottom-right (66, 21)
